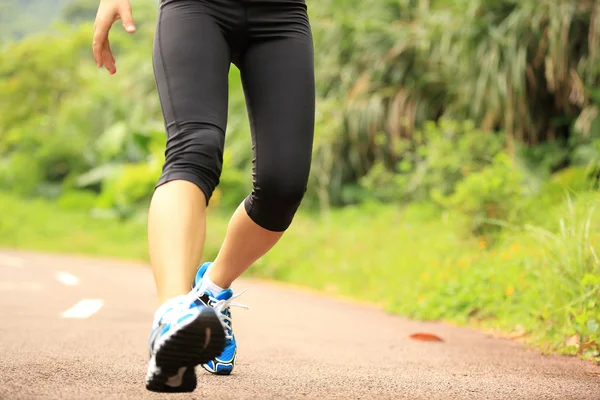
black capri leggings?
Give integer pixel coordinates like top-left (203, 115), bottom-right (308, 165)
top-left (153, 0), bottom-right (315, 232)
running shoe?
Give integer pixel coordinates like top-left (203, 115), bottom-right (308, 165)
top-left (194, 262), bottom-right (248, 375)
top-left (145, 290), bottom-right (226, 392)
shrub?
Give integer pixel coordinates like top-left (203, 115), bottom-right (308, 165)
top-left (359, 119), bottom-right (505, 204)
top-left (434, 153), bottom-right (526, 236)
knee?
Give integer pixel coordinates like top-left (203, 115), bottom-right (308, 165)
top-left (244, 174), bottom-right (308, 232)
top-left (158, 123), bottom-right (225, 202)
top-left (261, 178), bottom-right (308, 209)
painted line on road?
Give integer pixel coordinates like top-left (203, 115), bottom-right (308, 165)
top-left (0, 255), bottom-right (24, 268)
top-left (60, 299), bottom-right (104, 319)
top-left (0, 282), bottom-right (42, 291)
top-left (54, 271), bottom-right (80, 286)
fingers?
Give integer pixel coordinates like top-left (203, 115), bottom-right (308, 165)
top-left (118, 2), bottom-right (136, 33)
top-left (93, 16), bottom-right (112, 68)
top-left (93, 21), bottom-right (116, 74)
top-left (102, 39), bottom-right (116, 75)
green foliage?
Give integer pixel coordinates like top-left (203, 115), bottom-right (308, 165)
top-left (96, 162), bottom-right (159, 218)
top-left (524, 194), bottom-right (600, 358)
top-left (2, 0), bottom-right (600, 213)
top-left (435, 153), bottom-right (527, 235)
top-left (0, 192), bottom-right (229, 261)
top-left (215, 149), bottom-right (251, 209)
top-left (308, 0), bottom-right (600, 196)
top-left (515, 140), bottom-right (571, 181)
top-left (553, 166), bottom-right (600, 192)
top-left (56, 190), bottom-right (99, 211)
top-left (359, 119), bottom-right (505, 204)
top-left (0, 23), bottom-right (122, 197)
top-left (0, 151), bottom-right (44, 196)
top-left (0, 2), bottom-right (255, 213)
top-left (0, 192), bottom-right (149, 260)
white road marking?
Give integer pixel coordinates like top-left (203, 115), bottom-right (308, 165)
top-left (0, 255), bottom-right (24, 268)
top-left (0, 282), bottom-right (42, 291)
top-left (54, 271), bottom-right (80, 286)
top-left (60, 299), bottom-right (104, 319)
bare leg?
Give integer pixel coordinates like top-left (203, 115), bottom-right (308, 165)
top-left (208, 202), bottom-right (282, 288)
top-left (148, 181), bottom-right (207, 305)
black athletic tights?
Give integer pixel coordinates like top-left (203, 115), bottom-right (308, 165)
top-left (153, 0), bottom-right (315, 232)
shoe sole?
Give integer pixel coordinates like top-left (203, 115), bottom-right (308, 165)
top-left (202, 364), bottom-right (233, 375)
top-left (146, 309), bottom-right (226, 393)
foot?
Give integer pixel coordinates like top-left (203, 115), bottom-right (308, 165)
top-left (145, 292), bottom-right (226, 392)
top-left (194, 262), bottom-right (248, 375)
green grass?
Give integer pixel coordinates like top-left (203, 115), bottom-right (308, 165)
top-left (0, 194), bottom-right (229, 261)
top-left (252, 196), bottom-right (600, 361)
top-left (0, 192), bottom-right (598, 362)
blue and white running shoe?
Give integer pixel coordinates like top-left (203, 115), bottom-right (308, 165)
top-left (194, 262), bottom-right (248, 375)
top-left (145, 291), bottom-right (226, 392)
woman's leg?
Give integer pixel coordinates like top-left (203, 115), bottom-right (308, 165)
top-left (145, 0), bottom-right (242, 392)
top-left (150, 0), bottom-right (232, 305)
top-left (206, 3), bottom-right (315, 289)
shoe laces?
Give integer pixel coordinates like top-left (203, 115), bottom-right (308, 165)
top-left (199, 289), bottom-right (249, 340)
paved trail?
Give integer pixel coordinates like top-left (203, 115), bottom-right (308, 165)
top-left (0, 250), bottom-right (598, 399)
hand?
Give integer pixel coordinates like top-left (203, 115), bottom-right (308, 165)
top-left (93, 0), bottom-right (136, 75)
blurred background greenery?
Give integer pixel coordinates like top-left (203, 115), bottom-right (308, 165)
top-left (0, 0), bottom-right (599, 361)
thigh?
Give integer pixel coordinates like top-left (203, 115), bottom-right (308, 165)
top-left (153, 0), bottom-right (231, 135)
top-left (239, 18), bottom-right (316, 191)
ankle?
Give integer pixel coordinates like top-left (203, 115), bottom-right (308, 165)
top-left (206, 263), bottom-right (233, 289)
top-left (201, 267), bottom-right (229, 297)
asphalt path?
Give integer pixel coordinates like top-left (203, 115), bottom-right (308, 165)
top-left (1, 250), bottom-right (598, 399)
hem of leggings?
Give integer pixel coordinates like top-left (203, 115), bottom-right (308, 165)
top-left (243, 197), bottom-right (290, 233)
top-left (156, 171), bottom-right (212, 206)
